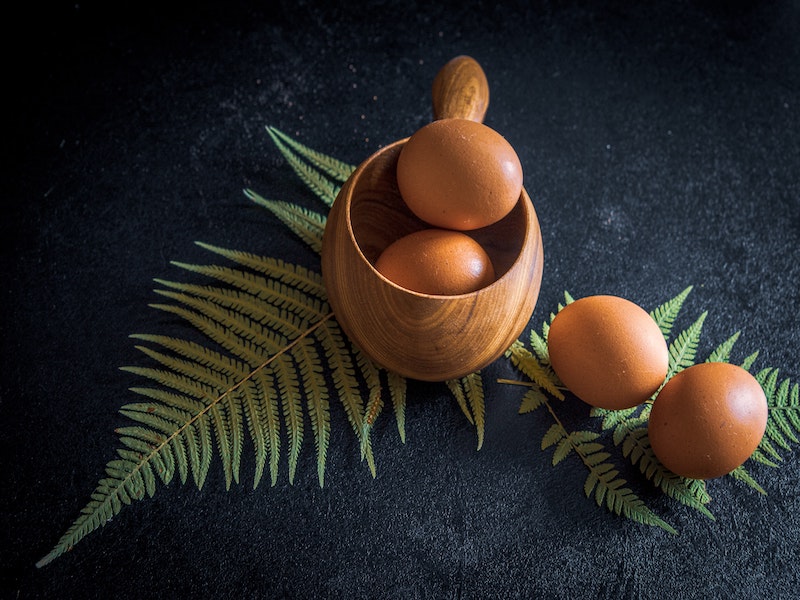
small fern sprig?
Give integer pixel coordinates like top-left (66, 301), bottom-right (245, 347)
top-left (265, 126), bottom-right (355, 207)
top-left (501, 293), bottom-right (677, 533)
top-left (447, 372), bottom-right (487, 450)
top-left (749, 368), bottom-right (800, 467)
top-left (502, 287), bottom-right (799, 532)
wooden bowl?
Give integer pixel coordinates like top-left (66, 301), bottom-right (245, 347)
top-left (321, 138), bottom-right (544, 381)
top-left (321, 56), bottom-right (544, 381)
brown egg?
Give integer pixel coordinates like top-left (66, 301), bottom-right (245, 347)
top-left (648, 362), bottom-right (768, 479)
top-left (374, 228), bottom-right (496, 295)
top-left (547, 295), bottom-right (669, 410)
top-left (396, 118), bottom-right (523, 231)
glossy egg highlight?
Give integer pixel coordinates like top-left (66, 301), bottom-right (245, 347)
top-left (648, 362), bottom-right (768, 479)
top-left (547, 295), bottom-right (669, 410)
top-left (396, 118), bottom-right (523, 231)
top-left (374, 228), bottom-right (496, 295)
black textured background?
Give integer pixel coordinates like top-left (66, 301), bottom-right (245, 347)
top-left (3, 1), bottom-right (799, 598)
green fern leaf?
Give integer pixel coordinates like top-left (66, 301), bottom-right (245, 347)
top-left (528, 327), bottom-right (550, 364)
top-left (754, 368), bottom-right (800, 461)
top-left (552, 437), bottom-right (574, 465)
top-left (620, 426), bottom-right (714, 519)
top-left (506, 340), bottom-right (564, 400)
top-left (446, 373), bottom-right (486, 449)
top-left (541, 423), bottom-right (566, 450)
top-left (463, 373), bottom-right (486, 449)
top-left (728, 465), bottom-right (766, 495)
top-left (705, 331), bottom-right (741, 364)
top-left (267, 126), bottom-right (355, 190)
top-left (316, 320), bottom-right (372, 457)
top-left (586, 473), bottom-right (677, 535)
top-left (295, 337), bottom-right (330, 486)
top-left (355, 349), bottom-right (383, 476)
top-left (570, 429), bottom-right (676, 534)
top-left (591, 405), bottom-right (644, 437)
top-left (40, 133), bottom-right (453, 567)
top-left (265, 128), bottom-right (345, 207)
top-left (666, 311), bottom-right (707, 377)
top-left (741, 351), bottom-right (760, 371)
top-left (518, 387), bottom-right (547, 414)
top-left (193, 243), bottom-right (327, 297)
top-left (244, 190), bottom-right (327, 254)
top-left (387, 370), bottom-right (407, 444)
top-left (649, 285), bottom-right (693, 339)
top-left (447, 377), bottom-right (474, 426)
top-left (37, 238), bottom-right (407, 566)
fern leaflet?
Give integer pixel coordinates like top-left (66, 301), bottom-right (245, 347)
top-left (244, 190), bottom-right (328, 254)
top-left (649, 285), bottom-right (693, 339)
top-left (265, 126), bottom-right (353, 206)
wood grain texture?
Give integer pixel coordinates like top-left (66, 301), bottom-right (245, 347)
top-left (431, 55), bottom-right (490, 121)
top-left (321, 56), bottom-right (542, 381)
top-left (321, 140), bottom-right (543, 381)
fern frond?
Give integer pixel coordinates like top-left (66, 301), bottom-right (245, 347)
top-left (649, 285), bottom-right (693, 339)
top-left (528, 328), bottom-right (550, 364)
top-left (267, 126), bottom-right (355, 190)
top-left (706, 331), bottom-right (741, 364)
top-left (192, 243), bottom-right (327, 297)
top-left (387, 370), bottom-right (407, 444)
top-left (728, 465), bottom-right (766, 495)
top-left (741, 351), bottom-right (760, 371)
top-left (253, 370), bottom-right (281, 486)
top-left (450, 372), bottom-right (486, 450)
top-left (40, 230), bottom-right (420, 567)
top-left (446, 377), bottom-right (474, 426)
top-left (754, 368), bottom-right (800, 463)
top-left (265, 127), bottom-right (344, 207)
top-left (445, 373), bottom-right (486, 448)
top-left (591, 405), bottom-right (643, 437)
top-left (355, 349), bottom-right (383, 476)
top-left (584, 470), bottom-right (677, 535)
top-left (518, 387), bottom-right (547, 414)
top-left (620, 426), bottom-right (714, 519)
top-left (542, 422), bottom-right (677, 534)
top-left (666, 311), bottom-right (707, 378)
top-left (316, 320), bottom-right (368, 448)
top-left (295, 337), bottom-right (330, 486)
top-left (506, 340), bottom-right (564, 400)
top-left (244, 190), bottom-right (327, 254)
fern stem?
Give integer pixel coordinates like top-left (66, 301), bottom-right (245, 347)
top-left (497, 378), bottom-right (569, 392)
top-left (38, 312), bottom-right (335, 568)
top-left (539, 391), bottom-right (676, 534)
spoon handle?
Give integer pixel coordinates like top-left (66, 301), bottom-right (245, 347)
top-left (431, 55), bottom-right (490, 122)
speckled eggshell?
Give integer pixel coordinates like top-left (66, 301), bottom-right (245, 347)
top-left (374, 228), bottom-right (496, 295)
top-left (396, 118), bottom-right (523, 231)
top-left (648, 362), bottom-right (768, 479)
top-left (547, 295), bottom-right (669, 410)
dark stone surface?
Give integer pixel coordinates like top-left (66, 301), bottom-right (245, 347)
top-left (3, 1), bottom-right (799, 598)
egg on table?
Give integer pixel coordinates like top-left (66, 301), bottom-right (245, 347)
top-left (374, 228), bottom-right (496, 295)
top-left (396, 118), bottom-right (523, 231)
top-left (648, 362), bottom-right (768, 479)
top-left (547, 295), bottom-right (670, 410)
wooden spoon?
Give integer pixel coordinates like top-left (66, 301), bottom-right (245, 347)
top-left (321, 55), bottom-right (543, 381)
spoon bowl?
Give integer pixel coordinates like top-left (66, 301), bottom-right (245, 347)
top-left (321, 56), bottom-right (544, 381)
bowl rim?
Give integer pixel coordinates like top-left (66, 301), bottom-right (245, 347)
top-left (340, 138), bottom-right (538, 301)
